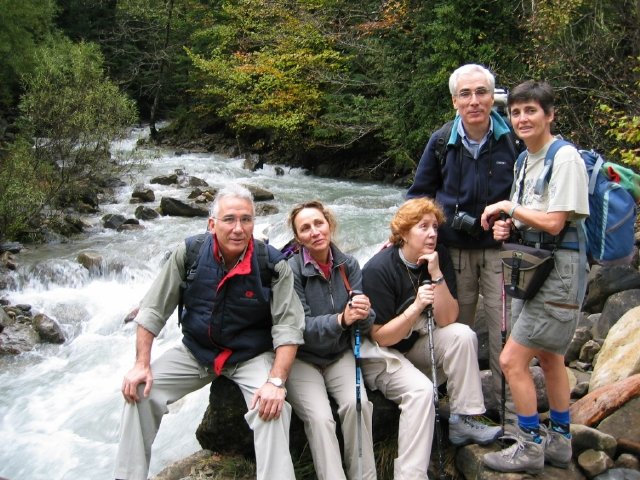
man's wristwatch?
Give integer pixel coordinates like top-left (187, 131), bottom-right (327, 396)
top-left (267, 377), bottom-right (287, 395)
top-left (431, 275), bottom-right (445, 285)
top-left (267, 377), bottom-right (284, 388)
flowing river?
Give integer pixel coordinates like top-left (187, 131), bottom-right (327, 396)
top-left (0, 127), bottom-right (405, 480)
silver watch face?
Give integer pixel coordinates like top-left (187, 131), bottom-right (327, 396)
top-left (268, 377), bottom-right (284, 387)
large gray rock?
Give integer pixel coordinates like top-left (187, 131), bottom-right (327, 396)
top-left (590, 306), bottom-right (640, 391)
top-left (132, 184), bottom-right (155, 203)
top-left (188, 187), bottom-right (217, 201)
top-left (584, 266), bottom-right (640, 314)
top-left (184, 176), bottom-right (209, 188)
top-left (242, 184), bottom-right (274, 201)
top-left (595, 290), bottom-right (640, 339)
top-left (77, 251), bottom-right (104, 273)
top-left (32, 313), bottom-right (65, 344)
top-left (196, 375), bottom-right (401, 460)
top-left (0, 318), bottom-right (39, 354)
top-left (578, 449), bottom-right (615, 478)
top-left (135, 205), bottom-right (160, 221)
top-left (160, 197), bottom-right (209, 217)
top-left (102, 213), bottom-right (127, 230)
top-left (597, 397), bottom-right (640, 444)
top-left (151, 173), bottom-right (178, 185)
top-left (568, 326), bottom-right (594, 364)
top-left (572, 424), bottom-right (618, 458)
top-left (614, 455), bottom-right (640, 471)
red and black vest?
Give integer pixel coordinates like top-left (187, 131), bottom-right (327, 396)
top-left (180, 234), bottom-right (283, 374)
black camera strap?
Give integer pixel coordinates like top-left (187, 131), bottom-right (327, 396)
top-left (454, 147), bottom-right (463, 216)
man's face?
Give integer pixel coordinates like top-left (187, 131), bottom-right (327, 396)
top-left (452, 71), bottom-right (494, 130)
top-left (208, 196), bottom-right (254, 261)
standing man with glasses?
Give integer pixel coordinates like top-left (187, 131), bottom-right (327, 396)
top-left (114, 183), bottom-right (305, 480)
top-left (406, 64), bottom-right (520, 424)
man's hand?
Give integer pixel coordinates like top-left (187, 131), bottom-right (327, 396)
top-left (250, 382), bottom-right (286, 421)
top-left (121, 363), bottom-right (153, 403)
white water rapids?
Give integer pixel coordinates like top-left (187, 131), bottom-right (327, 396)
top-left (0, 127), bottom-right (405, 479)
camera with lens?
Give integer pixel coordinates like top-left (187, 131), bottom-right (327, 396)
top-left (451, 211), bottom-right (480, 236)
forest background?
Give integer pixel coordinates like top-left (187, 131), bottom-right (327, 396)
top-left (0, 0), bottom-right (638, 241)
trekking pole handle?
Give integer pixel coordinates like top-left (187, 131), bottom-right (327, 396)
top-left (421, 280), bottom-right (434, 315)
top-left (499, 211), bottom-right (511, 244)
top-left (348, 289), bottom-right (363, 307)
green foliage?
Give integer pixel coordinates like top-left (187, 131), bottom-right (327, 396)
top-left (86, 0), bottom-right (204, 122)
top-left (0, 38), bottom-right (138, 240)
top-left (19, 39), bottom-right (138, 170)
top-left (519, 0), bottom-right (640, 153)
top-left (9, 0), bottom-right (633, 194)
top-left (54, 0), bottom-right (116, 43)
top-left (0, 0), bottom-right (57, 111)
top-left (187, 0), bottom-right (347, 152)
top-left (0, 139), bottom-right (48, 239)
top-left (352, 0), bottom-right (527, 170)
top-left (598, 57), bottom-right (640, 168)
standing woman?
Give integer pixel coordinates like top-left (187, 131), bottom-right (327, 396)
top-left (286, 201), bottom-right (377, 480)
top-left (481, 81), bottom-right (589, 474)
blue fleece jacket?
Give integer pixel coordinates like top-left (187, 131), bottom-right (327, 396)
top-left (406, 111), bottom-right (519, 249)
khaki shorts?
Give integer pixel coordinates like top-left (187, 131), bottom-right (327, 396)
top-left (510, 249), bottom-right (586, 355)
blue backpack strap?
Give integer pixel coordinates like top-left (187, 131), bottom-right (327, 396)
top-left (576, 219), bottom-right (588, 305)
top-left (588, 152), bottom-right (605, 195)
top-left (534, 139), bottom-right (572, 195)
top-left (515, 150), bottom-right (527, 175)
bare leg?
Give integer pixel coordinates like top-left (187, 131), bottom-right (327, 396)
top-left (536, 350), bottom-right (570, 412)
top-left (499, 338), bottom-right (537, 416)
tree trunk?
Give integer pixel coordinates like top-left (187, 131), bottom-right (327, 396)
top-left (149, 0), bottom-right (174, 140)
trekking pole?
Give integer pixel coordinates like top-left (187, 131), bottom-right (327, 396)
top-left (422, 280), bottom-right (446, 480)
top-left (349, 289), bottom-right (364, 480)
top-left (499, 212), bottom-right (509, 433)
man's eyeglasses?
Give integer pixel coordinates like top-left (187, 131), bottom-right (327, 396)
top-left (215, 215), bottom-right (255, 226)
top-left (455, 87), bottom-right (491, 101)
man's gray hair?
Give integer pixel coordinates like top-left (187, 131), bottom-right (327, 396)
top-left (448, 64), bottom-right (495, 96)
top-left (210, 183), bottom-right (255, 218)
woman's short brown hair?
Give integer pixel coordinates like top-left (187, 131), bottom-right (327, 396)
top-left (389, 198), bottom-right (446, 246)
top-left (288, 200), bottom-right (337, 239)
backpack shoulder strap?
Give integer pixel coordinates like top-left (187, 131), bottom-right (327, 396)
top-left (255, 239), bottom-right (281, 287)
top-left (433, 120), bottom-right (454, 169)
top-left (184, 233), bottom-right (207, 275)
top-left (534, 139), bottom-right (573, 195)
top-left (512, 150), bottom-right (528, 199)
top-left (178, 233), bottom-right (208, 324)
top-left (515, 150), bottom-right (527, 177)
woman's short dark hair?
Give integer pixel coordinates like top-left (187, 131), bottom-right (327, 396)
top-left (508, 80), bottom-right (555, 115)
